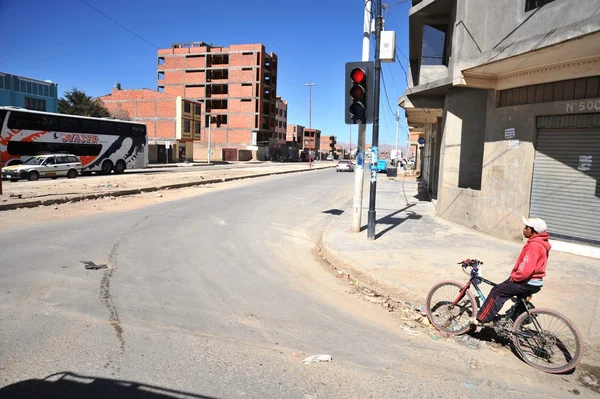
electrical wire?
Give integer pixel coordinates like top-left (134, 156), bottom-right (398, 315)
top-left (79, 0), bottom-right (159, 49)
top-left (380, 70), bottom-right (397, 118)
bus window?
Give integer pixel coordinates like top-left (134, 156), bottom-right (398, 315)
top-left (116, 122), bottom-right (131, 136)
top-left (0, 110), bottom-right (7, 130)
top-left (98, 121), bottom-right (115, 134)
top-left (8, 111), bottom-right (58, 131)
top-left (7, 141), bottom-right (102, 156)
top-left (81, 120), bottom-right (98, 134)
top-left (59, 117), bottom-right (80, 133)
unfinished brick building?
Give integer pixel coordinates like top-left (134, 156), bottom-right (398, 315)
top-left (99, 88), bottom-right (201, 163)
top-left (157, 42), bottom-right (280, 161)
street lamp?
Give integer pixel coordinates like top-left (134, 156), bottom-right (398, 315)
top-left (305, 83), bottom-right (316, 169)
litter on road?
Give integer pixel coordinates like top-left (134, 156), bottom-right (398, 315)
top-left (81, 261), bottom-right (108, 270)
top-left (302, 354), bottom-right (333, 364)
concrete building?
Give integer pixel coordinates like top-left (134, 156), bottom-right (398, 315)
top-left (302, 128), bottom-right (321, 161)
top-left (286, 124), bottom-right (304, 160)
top-left (99, 88), bottom-right (202, 163)
top-left (320, 135), bottom-right (337, 159)
top-left (275, 96), bottom-right (288, 160)
top-left (400, 0), bottom-right (600, 248)
top-left (0, 72), bottom-right (58, 112)
top-left (157, 42), bottom-right (278, 161)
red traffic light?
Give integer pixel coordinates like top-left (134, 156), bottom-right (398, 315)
top-left (350, 68), bottom-right (365, 83)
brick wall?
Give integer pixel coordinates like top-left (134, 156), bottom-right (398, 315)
top-left (98, 89), bottom-right (201, 141)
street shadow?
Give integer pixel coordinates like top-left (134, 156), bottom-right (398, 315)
top-left (375, 209), bottom-right (422, 240)
top-left (413, 189), bottom-right (431, 202)
top-left (360, 203), bottom-right (420, 235)
top-left (322, 209), bottom-right (344, 216)
top-left (0, 372), bottom-right (219, 399)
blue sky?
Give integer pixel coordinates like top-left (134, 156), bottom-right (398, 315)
top-left (1, 0), bottom-right (411, 148)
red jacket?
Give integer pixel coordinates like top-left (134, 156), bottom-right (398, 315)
top-left (511, 233), bottom-right (551, 283)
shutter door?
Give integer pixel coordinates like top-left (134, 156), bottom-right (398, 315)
top-left (530, 128), bottom-right (600, 245)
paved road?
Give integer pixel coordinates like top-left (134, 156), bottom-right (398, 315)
top-left (0, 170), bottom-right (578, 398)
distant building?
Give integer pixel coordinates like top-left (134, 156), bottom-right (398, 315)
top-left (98, 88), bottom-right (202, 164)
top-left (157, 41), bottom-right (278, 161)
top-left (0, 72), bottom-right (58, 112)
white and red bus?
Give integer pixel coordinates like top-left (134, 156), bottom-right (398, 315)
top-left (0, 107), bottom-right (147, 174)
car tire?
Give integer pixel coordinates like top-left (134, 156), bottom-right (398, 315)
top-left (27, 171), bottom-right (39, 181)
top-left (67, 169), bottom-right (78, 179)
top-left (10, 178), bottom-right (19, 182)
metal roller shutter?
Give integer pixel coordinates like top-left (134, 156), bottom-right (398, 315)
top-left (530, 125), bottom-right (600, 245)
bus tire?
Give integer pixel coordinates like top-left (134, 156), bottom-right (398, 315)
top-left (101, 161), bottom-right (113, 175)
top-left (67, 169), bottom-right (78, 179)
top-left (27, 171), bottom-right (39, 181)
top-left (114, 160), bottom-right (126, 174)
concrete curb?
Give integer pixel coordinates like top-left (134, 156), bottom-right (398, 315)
top-left (0, 165), bottom-right (335, 212)
top-left (317, 221), bottom-right (420, 305)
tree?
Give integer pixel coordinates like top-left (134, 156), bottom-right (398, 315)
top-left (58, 88), bottom-right (110, 117)
top-left (110, 104), bottom-right (132, 121)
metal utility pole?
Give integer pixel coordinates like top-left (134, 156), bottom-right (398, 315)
top-left (367, 0), bottom-right (383, 240)
top-left (349, 125), bottom-right (352, 159)
top-left (351, 0), bottom-right (372, 233)
top-left (207, 116), bottom-right (212, 164)
top-left (305, 83), bottom-right (316, 169)
top-left (395, 108), bottom-right (400, 166)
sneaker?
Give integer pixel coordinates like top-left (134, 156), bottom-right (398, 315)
top-left (469, 317), bottom-right (494, 328)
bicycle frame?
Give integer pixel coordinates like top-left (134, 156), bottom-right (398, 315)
top-left (451, 260), bottom-right (545, 339)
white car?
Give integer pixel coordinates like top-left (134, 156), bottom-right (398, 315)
top-left (326, 154), bottom-right (334, 161)
top-left (1, 154), bottom-right (82, 182)
top-left (336, 160), bottom-right (354, 172)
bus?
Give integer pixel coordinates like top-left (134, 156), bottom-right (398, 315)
top-left (0, 106), bottom-right (148, 175)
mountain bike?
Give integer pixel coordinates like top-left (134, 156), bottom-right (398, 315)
top-left (425, 259), bottom-right (583, 373)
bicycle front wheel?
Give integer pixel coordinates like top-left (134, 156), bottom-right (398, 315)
top-left (512, 308), bottom-right (584, 373)
top-left (426, 280), bottom-right (477, 335)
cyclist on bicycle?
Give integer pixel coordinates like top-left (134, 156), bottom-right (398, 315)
top-left (472, 216), bottom-right (551, 327)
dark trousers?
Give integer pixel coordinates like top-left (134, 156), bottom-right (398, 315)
top-left (477, 279), bottom-right (541, 323)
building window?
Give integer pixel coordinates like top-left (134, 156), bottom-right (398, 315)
top-left (24, 97), bottom-right (46, 111)
top-left (184, 120), bottom-right (190, 132)
top-left (195, 104), bottom-right (201, 114)
top-left (184, 102), bottom-right (191, 113)
top-left (421, 24), bottom-right (448, 66)
top-left (525, 0), bottom-right (555, 12)
top-left (195, 121), bottom-right (201, 133)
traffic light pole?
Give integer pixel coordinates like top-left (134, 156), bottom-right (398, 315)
top-left (351, 0), bottom-right (372, 233)
top-left (367, 2), bottom-right (383, 240)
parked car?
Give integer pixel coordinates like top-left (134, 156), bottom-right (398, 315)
top-left (336, 160), bottom-right (354, 172)
top-left (1, 154), bottom-right (82, 182)
top-left (326, 154), bottom-right (334, 161)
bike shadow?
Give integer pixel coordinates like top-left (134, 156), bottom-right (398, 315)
top-left (468, 328), bottom-right (577, 375)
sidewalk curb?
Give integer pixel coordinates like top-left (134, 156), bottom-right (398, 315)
top-left (0, 166), bottom-right (335, 212)
top-left (317, 224), bottom-right (417, 306)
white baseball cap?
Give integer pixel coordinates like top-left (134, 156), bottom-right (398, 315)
top-left (522, 216), bottom-right (548, 233)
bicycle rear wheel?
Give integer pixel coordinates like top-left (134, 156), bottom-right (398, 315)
top-left (426, 280), bottom-right (477, 335)
top-left (512, 308), bottom-right (584, 373)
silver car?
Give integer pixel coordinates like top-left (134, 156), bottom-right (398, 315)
top-left (1, 154), bottom-right (82, 182)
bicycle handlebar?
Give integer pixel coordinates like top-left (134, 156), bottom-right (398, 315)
top-left (458, 259), bottom-right (483, 268)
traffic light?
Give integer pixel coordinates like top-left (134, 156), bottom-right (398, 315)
top-left (345, 61), bottom-right (374, 124)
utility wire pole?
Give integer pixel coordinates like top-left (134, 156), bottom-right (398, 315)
top-left (367, 0), bottom-right (383, 240)
top-left (305, 83), bottom-right (316, 169)
top-left (395, 108), bottom-right (399, 166)
top-left (351, 0), bottom-right (372, 233)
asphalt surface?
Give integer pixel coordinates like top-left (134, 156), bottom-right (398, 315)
top-left (0, 169), bottom-right (581, 398)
